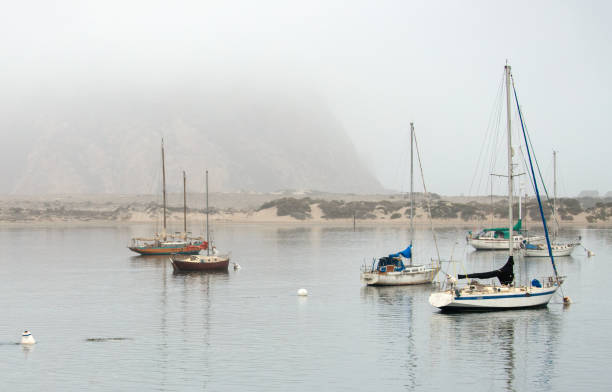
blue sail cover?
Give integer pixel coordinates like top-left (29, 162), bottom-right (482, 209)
top-left (389, 245), bottom-right (412, 259)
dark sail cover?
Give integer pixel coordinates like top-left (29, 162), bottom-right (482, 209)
top-left (457, 256), bottom-right (515, 285)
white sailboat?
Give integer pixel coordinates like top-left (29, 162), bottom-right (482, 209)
top-left (361, 123), bottom-right (440, 286)
top-left (522, 151), bottom-right (580, 257)
top-left (429, 64), bottom-right (564, 311)
top-left (467, 196), bottom-right (544, 250)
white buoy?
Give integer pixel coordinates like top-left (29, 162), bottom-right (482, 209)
top-left (297, 288), bottom-right (308, 296)
top-left (233, 263), bottom-right (241, 270)
top-left (21, 330), bottom-right (36, 344)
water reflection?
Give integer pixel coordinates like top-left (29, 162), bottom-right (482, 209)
top-left (429, 308), bottom-right (561, 392)
top-left (1, 224), bottom-right (607, 391)
top-left (128, 255), bottom-right (170, 269)
top-left (360, 285), bottom-right (432, 390)
top-left (21, 343), bottom-right (35, 358)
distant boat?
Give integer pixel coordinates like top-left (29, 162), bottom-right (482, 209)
top-left (360, 123), bottom-right (440, 286)
top-left (171, 170), bottom-right (230, 272)
top-left (429, 64), bottom-right (564, 311)
top-left (522, 151), bottom-right (579, 257)
top-left (128, 140), bottom-right (207, 256)
top-left (467, 219), bottom-right (544, 250)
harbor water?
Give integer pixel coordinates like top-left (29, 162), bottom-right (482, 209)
top-left (1, 224), bottom-right (610, 391)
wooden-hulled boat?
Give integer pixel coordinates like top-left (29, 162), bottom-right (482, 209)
top-left (170, 254), bottom-right (230, 272)
top-left (170, 170), bottom-right (231, 272)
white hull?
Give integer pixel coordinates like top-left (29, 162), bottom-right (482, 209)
top-left (361, 265), bottom-right (440, 286)
top-left (429, 284), bottom-right (558, 311)
top-left (469, 235), bottom-right (544, 250)
top-left (522, 243), bottom-right (579, 257)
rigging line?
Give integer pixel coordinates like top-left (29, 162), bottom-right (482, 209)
top-left (512, 78), bottom-right (564, 296)
top-left (523, 124), bottom-right (557, 219)
top-left (475, 83), bottom-right (505, 200)
top-left (412, 129), bottom-right (441, 266)
top-left (520, 104), bottom-right (551, 200)
top-left (510, 83), bottom-right (556, 218)
top-left (468, 72), bottom-right (506, 196)
top-left (485, 78), bottom-right (506, 195)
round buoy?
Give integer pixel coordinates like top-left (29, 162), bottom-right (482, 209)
top-left (21, 330), bottom-right (36, 344)
top-left (297, 288), bottom-right (308, 296)
top-left (587, 250), bottom-right (595, 257)
top-left (233, 263), bottom-right (241, 270)
top-left (563, 296), bottom-right (572, 305)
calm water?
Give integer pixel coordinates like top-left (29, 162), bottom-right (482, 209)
top-left (1, 224), bottom-right (611, 391)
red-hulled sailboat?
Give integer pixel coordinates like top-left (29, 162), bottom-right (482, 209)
top-left (171, 170), bottom-right (230, 271)
top-left (128, 140), bottom-right (207, 256)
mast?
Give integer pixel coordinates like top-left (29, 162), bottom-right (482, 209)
top-left (161, 139), bottom-right (167, 241)
top-left (505, 64), bottom-right (514, 257)
top-left (518, 183), bottom-right (522, 221)
top-left (553, 150), bottom-right (558, 240)
top-left (490, 175), bottom-right (494, 227)
top-left (410, 122), bottom-right (414, 248)
top-left (512, 76), bottom-right (562, 283)
top-left (206, 170), bottom-right (210, 256)
top-left (183, 170), bottom-right (187, 239)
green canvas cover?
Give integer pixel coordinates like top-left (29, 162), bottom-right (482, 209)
top-left (482, 219), bottom-right (522, 239)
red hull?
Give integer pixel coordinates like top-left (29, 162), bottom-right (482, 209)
top-left (128, 243), bottom-right (207, 256)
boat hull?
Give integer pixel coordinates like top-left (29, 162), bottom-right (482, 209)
top-left (361, 266), bottom-right (440, 286)
top-left (128, 243), bottom-right (206, 256)
top-left (429, 286), bottom-right (558, 312)
top-left (522, 243), bottom-right (579, 257)
top-left (170, 255), bottom-right (229, 272)
top-left (469, 236), bottom-right (544, 250)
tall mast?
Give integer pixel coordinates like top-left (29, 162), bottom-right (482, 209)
top-left (206, 170), bottom-right (210, 256)
top-left (505, 64), bottom-right (514, 256)
top-left (410, 122), bottom-right (414, 248)
top-left (183, 170), bottom-right (187, 239)
top-left (161, 138), bottom-right (167, 241)
top-left (553, 150), bottom-right (558, 239)
top-left (518, 182), bottom-right (523, 220)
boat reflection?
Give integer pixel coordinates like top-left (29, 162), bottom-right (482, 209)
top-left (21, 343), bottom-right (35, 358)
top-left (360, 284), bottom-right (432, 305)
top-left (360, 284), bottom-right (434, 389)
top-left (429, 308), bottom-right (561, 391)
top-left (128, 254), bottom-right (169, 267)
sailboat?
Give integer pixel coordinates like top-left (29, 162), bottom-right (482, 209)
top-left (429, 64), bottom-right (564, 311)
top-left (128, 141), bottom-right (207, 256)
top-left (468, 162), bottom-right (543, 251)
top-left (361, 123), bottom-right (440, 286)
top-left (522, 151), bottom-right (580, 257)
top-left (170, 170), bottom-right (230, 272)
top-left (467, 220), bottom-right (543, 250)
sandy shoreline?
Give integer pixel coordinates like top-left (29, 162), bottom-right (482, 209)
top-left (1, 212), bottom-right (610, 229)
top-left (2, 193), bottom-right (610, 228)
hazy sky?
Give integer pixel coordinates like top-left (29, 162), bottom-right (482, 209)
top-left (2, 1), bottom-right (610, 196)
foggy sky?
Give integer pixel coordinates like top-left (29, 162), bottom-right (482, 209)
top-left (1, 1), bottom-right (610, 196)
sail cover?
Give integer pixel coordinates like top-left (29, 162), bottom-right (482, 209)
top-left (389, 245), bottom-right (412, 259)
top-left (482, 219), bottom-right (522, 239)
top-left (457, 256), bottom-right (514, 285)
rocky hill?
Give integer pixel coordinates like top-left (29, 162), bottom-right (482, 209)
top-left (1, 85), bottom-right (381, 195)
